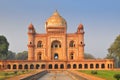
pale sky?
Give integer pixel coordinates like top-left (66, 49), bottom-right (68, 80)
top-left (0, 0), bottom-right (120, 58)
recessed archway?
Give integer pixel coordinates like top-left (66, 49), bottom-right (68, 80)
top-left (7, 64), bottom-right (11, 69)
top-left (24, 64), bottom-right (28, 69)
top-left (54, 64), bottom-right (58, 69)
top-left (30, 64), bottom-right (34, 69)
top-left (90, 64), bottom-right (94, 69)
top-left (37, 52), bottom-right (42, 60)
top-left (70, 52), bottom-right (74, 60)
top-left (101, 64), bottom-right (105, 69)
top-left (13, 64), bottom-right (16, 69)
top-left (19, 64), bottom-right (22, 69)
top-left (41, 64), bottom-right (46, 69)
top-left (0, 65), bottom-right (1, 69)
top-left (60, 64), bottom-right (64, 69)
top-left (96, 64), bottom-right (99, 68)
top-left (51, 40), bottom-right (61, 48)
top-left (54, 53), bottom-right (59, 60)
top-left (79, 64), bottom-right (82, 69)
top-left (36, 64), bottom-right (40, 69)
top-left (67, 64), bottom-right (71, 69)
top-left (84, 64), bottom-right (88, 69)
top-left (49, 64), bottom-right (52, 69)
top-left (73, 64), bottom-right (77, 69)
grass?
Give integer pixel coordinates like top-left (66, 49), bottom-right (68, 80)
top-left (79, 70), bottom-right (120, 80)
top-left (0, 70), bottom-right (32, 80)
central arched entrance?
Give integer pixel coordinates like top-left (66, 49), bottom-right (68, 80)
top-left (51, 40), bottom-right (61, 60)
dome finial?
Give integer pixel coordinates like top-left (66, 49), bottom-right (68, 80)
top-left (53, 10), bottom-right (60, 16)
top-left (55, 9), bottom-right (57, 12)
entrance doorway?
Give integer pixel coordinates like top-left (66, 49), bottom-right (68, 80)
top-left (54, 53), bottom-right (58, 60)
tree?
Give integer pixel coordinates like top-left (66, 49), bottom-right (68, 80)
top-left (6, 51), bottom-right (16, 60)
top-left (0, 35), bottom-right (9, 59)
top-left (84, 53), bottom-right (95, 59)
top-left (108, 35), bottom-right (120, 58)
top-left (107, 35), bottom-right (120, 68)
top-left (114, 74), bottom-right (120, 80)
top-left (16, 51), bottom-right (28, 60)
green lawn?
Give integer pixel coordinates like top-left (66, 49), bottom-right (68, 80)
top-left (79, 70), bottom-right (120, 80)
top-left (0, 70), bottom-right (32, 80)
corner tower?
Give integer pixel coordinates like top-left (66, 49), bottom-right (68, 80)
top-left (27, 23), bottom-right (36, 60)
top-left (77, 24), bottom-right (85, 60)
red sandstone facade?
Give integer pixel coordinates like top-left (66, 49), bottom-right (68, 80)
top-left (0, 11), bottom-right (114, 70)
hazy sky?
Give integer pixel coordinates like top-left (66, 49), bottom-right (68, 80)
top-left (0, 0), bottom-right (120, 58)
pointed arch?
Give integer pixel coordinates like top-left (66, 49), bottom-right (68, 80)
top-left (24, 64), bottom-right (28, 69)
top-left (79, 64), bottom-right (82, 69)
top-left (51, 40), bottom-right (61, 48)
top-left (60, 64), bottom-right (64, 69)
top-left (37, 41), bottom-right (43, 48)
top-left (36, 64), bottom-right (40, 69)
top-left (67, 64), bottom-right (71, 69)
top-left (84, 64), bottom-right (88, 69)
top-left (37, 52), bottom-right (42, 60)
top-left (49, 64), bottom-right (52, 69)
top-left (13, 64), bottom-right (17, 69)
top-left (69, 40), bottom-right (75, 47)
top-left (73, 64), bottom-right (77, 69)
top-left (19, 64), bottom-right (22, 69)
top-left (70, 52), bottom-right (74, 60)
top-left (101, 64), bottom-right (105, 69)
top-left (96, 64), bottom-right (99, 68)
top-left (30, 64), bottom-right (34, 69)
top-left (41, 64), bottom-right (46, 69)
top-left (0, 65), bottom-right (1, 69)
top-left (54, 64), bottom-right (58, 69)
top-left (90, 64), bottom-right (94, 69)
top-left (7, 64), bottom-right (11, 69)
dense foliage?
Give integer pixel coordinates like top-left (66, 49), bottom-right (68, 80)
top-left (91, 70), bottom-right (97, 74)
top-left (0, 34), bottom-right (28, 60)
top-left (0, 50), bottom-right (28, 60)
top-left (15, 51), bottom-right (28, 60)
top-left (114, 74), bottom-right (120, 80)
top-left (106, 35), bottom-right (120, 67)
top-left (6, 51), bottom-right (28, 60)
top-left (108, 35), bottom-right (120, 59)
top-left (6, 51), bottom-right (16, 60)
top-left (0, 35), bottom-right (9, 59)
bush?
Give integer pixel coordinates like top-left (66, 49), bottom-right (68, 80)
top-left (14, 71), bottom-right (18, 75)
top-left (4, 73), bottom-right (8, 76)
top-left (26, 69), bottom-right (28, 72)
top-left (22, 70), bottom-right (25, 73)
top-left (91, 70), bottom-right (97, 74)
top-left (114, 74), bottom-right (120, 80)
